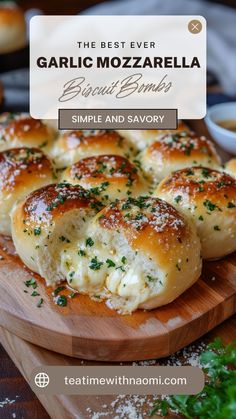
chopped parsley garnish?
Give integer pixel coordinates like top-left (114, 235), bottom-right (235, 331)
top-left (24, 278), bottom-right (37, 289)
top-left (201, 168), bottom-right (211, 178)
top-left (227, 202), bottom-right (235, 208)
top-left (121, 256), bottom-right (127, 264)
top-left (89, 256), bottom-right (103, 270)
top-left (37, 298), bottom-right (44, 308)
top-left (203, 199), bottom-right (218, 212)
top-left (59, 236), bottom-right (70, 243)
top-left (174, 195), bottom-right (182, 204)
top-left (106, 259), bottom-right (116, 268)
top-left (198, 215), bottom-right (204, 221)
top-left (31, 291), bottom-right (40, 297)
top-left (56, 295), bottom-right (67, 307)
top-left (53, 286), bottom-right (66, 296)
top-left (78, 249), bottom-right (86, 256)
top-left (86, 237), bottom-right (94, 247)
top-left (150, 338), bottom-right (236, 419)
top-left (34, 227), bottom-right (41, 236)
top-left (146, 275), bottom-right (157, 282)
top-left (214, 225), bottom-right (221, 231)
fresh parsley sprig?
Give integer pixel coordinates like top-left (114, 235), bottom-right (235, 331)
top-left (150, 338), bottom-right (236, 419)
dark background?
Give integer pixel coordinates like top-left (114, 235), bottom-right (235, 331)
top-left (16, 0), bottom-right (236, 14)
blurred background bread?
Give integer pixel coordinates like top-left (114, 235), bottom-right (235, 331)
top-left (0, 3), bottom-right (26, 54)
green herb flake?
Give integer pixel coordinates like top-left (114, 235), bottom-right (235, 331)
top-left (24, 278), bottom-right (37, 289)
top-left (89, 257), bottom-right (103, 271)
top-left (56, 295), bottom-right (67, 307)
top-left (86, 237), bottom-right (94, 247)
top-left (106, 259), bottom-right (116, 268)
top-left (31, 291), bottom-right (40, 297)
top-left (34, 227), bottom-right (41, 236)
top-left (53, 286), bottom-right (66, 296)
top-left (121, 256), bottom-right (127, 264)
top-left (227, 202), bottom-right (235, 208)
top-left (37, 298), bottom-right (44, 308)
top-left (174, 195), bottom-right (182, 204)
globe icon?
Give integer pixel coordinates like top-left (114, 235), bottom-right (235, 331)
top-left (34, 372), bottom-right (50, 388)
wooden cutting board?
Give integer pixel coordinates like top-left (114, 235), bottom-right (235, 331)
top-left (1, 315), bottom-right (236, 419)
top-left (0, 235), bottom-right (235, 361)
top-left (0, 120), bottom-right (235, 362)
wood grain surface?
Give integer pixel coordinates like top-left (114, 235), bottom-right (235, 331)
top-left (0, 234), bottom-right (235, 362)
top-left (1, 315), bottom-right (236, 419)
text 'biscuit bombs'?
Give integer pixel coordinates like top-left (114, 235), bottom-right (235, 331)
top-left (0, 147), bottom-right (56, 236)
top-left (156, 167), bottom-right (236, 260)
top-left (62, 154), bottom-right (147, 203)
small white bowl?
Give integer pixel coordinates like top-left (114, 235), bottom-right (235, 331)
top-left (205, 102), bottom-right (236, 155)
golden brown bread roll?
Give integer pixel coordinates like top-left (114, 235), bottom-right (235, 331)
top-left (140, 132), bottom-right (221, 183)
top-left (117, 121), bottom-right (191, 151)
top-left (62, 154), bottom-right (147, 203)
top-left (156, 167), bottom-right (236, 260)
top-left (11, 183), bottom-right (103, 285)
top-left (53, 130), bottom-right (135, 168)
top-left (0, 147), bottom-right (56, 236)
top-left (0, 4), bottom-right (26, 53)
top-left (60, 196), bottom-right (201, 313)
top-left (0, 113), bottom-right (57, 154)
top-left (225, 158), bottom-right (236, 178)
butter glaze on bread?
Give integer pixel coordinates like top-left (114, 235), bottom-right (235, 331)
top-left (140, 132), bottom-right (221, 183)
top-left (0, 113), bottom-right (57, 154)
top-left (117, 121), bottom-right (191, 151)
top-left (62, 154), bottom-right (147, 202)
top-left (53, 130), bottom-right (135, 168)
top-left (0, 147), bottom-right (55, 236)
top-left (156, 167), bottom-right (236, 259)
top-left (60, 196), bottom-right (201, 313)
top-left (11, 183), bottom-right (103, 284)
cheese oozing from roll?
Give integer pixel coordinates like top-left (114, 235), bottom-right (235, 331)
top-left (11, 183), bottom-right (103, 285)
top-left (60, 196), bottom-right (201, 313)
top-left (156, 167), bottom-right (236, 260)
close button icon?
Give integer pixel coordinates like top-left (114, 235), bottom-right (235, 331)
top-left (188, 19), bottom-right (202, 34)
